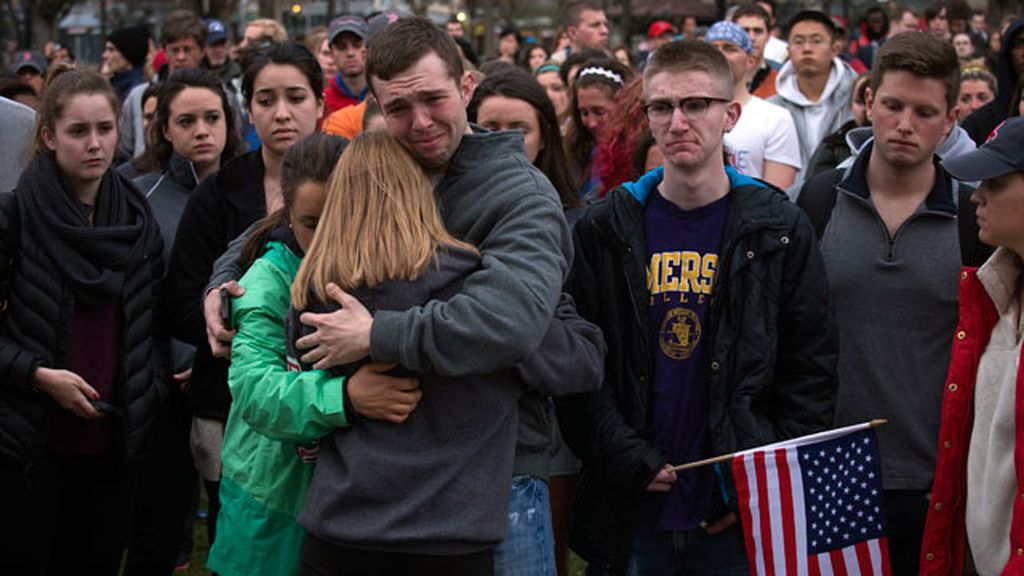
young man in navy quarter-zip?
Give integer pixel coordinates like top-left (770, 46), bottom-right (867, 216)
top-left (797, 31), bottom-right (990, 576)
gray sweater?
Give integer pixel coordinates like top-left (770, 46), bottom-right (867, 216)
top-left (368, 129), bottom-right (572, 377)
top-left (819, 143), bottom-right (961, 491)
top-left (296, 247), bottom-right (603, 553)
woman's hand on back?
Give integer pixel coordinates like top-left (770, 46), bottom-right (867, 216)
top-left (347, 363), bottom-right (422, 424)
top-left (31, 367), bottom-right (104, 419)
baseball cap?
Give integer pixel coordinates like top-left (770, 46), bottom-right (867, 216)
top-left (704, 21), bottom-right (753, 54)
top-left (328, 15), bottom-right (367, 45)
top-left (206, 19), bottom-right (228, 44)
top-left (11, 50), bottom-right (46, 75)
top-left (942, 118), bottom-right (1024, 181)
top-left (366, 11), bottom-right (403, 40)
top-left (647, 20), bottom-right (675, 39)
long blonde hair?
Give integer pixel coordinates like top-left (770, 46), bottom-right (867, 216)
top-left (291, 131), bottom-right (475, 309)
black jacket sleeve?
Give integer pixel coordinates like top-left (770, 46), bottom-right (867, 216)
top-left (513, 292), bottom-right (606, 396)
top-left (0, 193), bottom-right (38, 392)
top-left (760, 207), bottom-right (839, 442)
top-left (555, 214), bottom-right (666, 494)
top-left (163, 176), bottom-right (228, 348)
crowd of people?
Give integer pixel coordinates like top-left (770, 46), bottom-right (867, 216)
top-left (0, 1), bottom-right (1022, 575)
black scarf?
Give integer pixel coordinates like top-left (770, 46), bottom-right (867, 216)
top-left (16, 153), bottom-right (162, 308)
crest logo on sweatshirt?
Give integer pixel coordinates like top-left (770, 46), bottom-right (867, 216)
top-left (659, 307), bottom-right (701, 360)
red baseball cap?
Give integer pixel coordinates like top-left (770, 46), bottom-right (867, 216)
top-left (647, 20), bottom-right (675, 39)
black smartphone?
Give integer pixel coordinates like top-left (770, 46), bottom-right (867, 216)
top-left (91, 400), bottom-right (125, 418)
top-left (220, 287), bottom-right (233, 331)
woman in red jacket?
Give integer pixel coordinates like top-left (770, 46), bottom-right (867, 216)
top-left (921, 116), bottom-right (1024, 575)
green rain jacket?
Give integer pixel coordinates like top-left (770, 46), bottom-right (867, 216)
top-left (207, 240), bottom-right (349, 576)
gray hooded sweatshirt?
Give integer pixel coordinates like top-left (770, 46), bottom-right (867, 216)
top-left (770, 57), bottom-right (858, 186)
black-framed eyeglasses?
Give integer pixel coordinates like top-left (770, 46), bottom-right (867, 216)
top-left (643, 97), bottom-right (731, 123)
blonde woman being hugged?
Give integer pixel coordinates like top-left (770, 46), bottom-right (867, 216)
top-left (289, 131), bottom-right (603, 575)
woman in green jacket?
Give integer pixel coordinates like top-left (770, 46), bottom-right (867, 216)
top-left (206, 133), bottom-right (422, 576)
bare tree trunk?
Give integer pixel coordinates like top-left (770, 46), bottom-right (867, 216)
top-left (614, 0), bottom-right (629, 49)
top-left (258, 0), bottom-right (276, 19)
top-left (31, 0), bottom-right (76, 48)
top-left (482, 0), bottom-right (494, 59)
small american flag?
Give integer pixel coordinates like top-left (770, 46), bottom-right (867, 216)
top-left (732, 423), bottom-right (891, 576)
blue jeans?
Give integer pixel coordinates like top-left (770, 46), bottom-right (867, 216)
top-left (628, 523), bottom-right (749, 576)
top-left (493, 474), bottom-right (556, 576)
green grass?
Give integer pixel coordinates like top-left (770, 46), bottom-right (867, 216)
top-left (178, 482), bottom-right (212, 575)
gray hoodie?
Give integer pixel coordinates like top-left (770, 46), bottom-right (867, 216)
top-left (369, 128), bottom-right (572, 377)
top-left (0, 97), bottom-right (35, 192)
top-left (770, 57), bottom-right (858, 186)
top-left (788, 125), bottom-right (978, 201)
top-left (836, 125), bottom-right (977, 171)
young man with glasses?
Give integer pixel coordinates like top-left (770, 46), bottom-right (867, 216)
top-left (556, 39), bottom-right (837, 576)
top-left (769, 11), bottom-right (858, 188)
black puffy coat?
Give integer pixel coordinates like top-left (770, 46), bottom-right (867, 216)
top-left (0, 173), bottom-right (165, 468)
top-left (556, 168), bottom-right (838, 573)
top-left (163, 150), bottom-right (266, 421)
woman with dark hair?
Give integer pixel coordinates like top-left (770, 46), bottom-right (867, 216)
top-left (123, 67), bottom-right (243, 575)
top-left (135, 68), bottom-right (244, 261)
top-left (521, 42), bottom-right (549, 73)
top-left (163, 41), bottom-right (323, 548)
top-left (468, 67), bottom-right (577, 210)
top-left (562, 57), bottom-right (633, 198)
top-left (0, 68), bottom-right (164, 574)
top-left (535, 62), bottom-right (569, 119)
top-left (496, 27), bottom-right (521, 65)
top-left (115, 82), bottom-right (162, 180)
top-left (612, 45), bottom-right (634, 70)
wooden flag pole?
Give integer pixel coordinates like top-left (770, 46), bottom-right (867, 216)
top-left (666, 419), bottom-right (889, 473)
top-left (667, 452), bottom-right (734, 473)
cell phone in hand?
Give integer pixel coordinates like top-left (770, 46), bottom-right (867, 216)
top-left (220, 287), bottom-right (234, 331)
top-left (91, 400), bottom-right (125, 418)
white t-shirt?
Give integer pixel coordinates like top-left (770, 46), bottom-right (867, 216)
top-left (725, 96), bottom-right (802, 180)
top-left (764, 36), bottom-right (789, 65)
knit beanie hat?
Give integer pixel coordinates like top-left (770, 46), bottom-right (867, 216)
top-left (108, 25), bottom-right (150, 68)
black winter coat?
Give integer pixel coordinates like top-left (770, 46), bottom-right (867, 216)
top-left (0, 172), bottom-right (165, 467)
top-left (164, 150), bottom-right (266, 421)
top-left (961, 17), bottom-right (1023, 146)
top-left (556, 169), bottom-right (838, 572)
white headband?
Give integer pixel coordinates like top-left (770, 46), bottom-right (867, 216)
top-left (578, 66), bottom-right (623, 85)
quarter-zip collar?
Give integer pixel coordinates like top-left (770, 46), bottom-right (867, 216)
top-left (838, 140), bottom-right (957, 216)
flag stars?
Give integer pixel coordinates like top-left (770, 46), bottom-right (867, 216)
top-left (795, 431), bottom-right (887, 554)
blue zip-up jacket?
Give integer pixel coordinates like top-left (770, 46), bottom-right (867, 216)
top-left (556, 165), bottom-right (838, 573)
